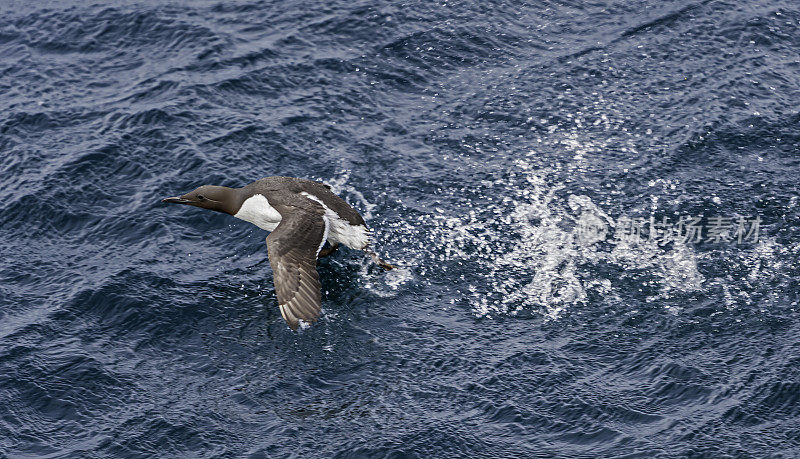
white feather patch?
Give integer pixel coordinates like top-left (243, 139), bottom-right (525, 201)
top-left (233, 194), bottom-right (282, 231)
top-left (316, 216), bottom-right (330, 257)
top-left (301, 191), bottom-right (370, 250)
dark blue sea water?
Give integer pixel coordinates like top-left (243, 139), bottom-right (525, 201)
top-left (2, 0), bottom-right (800, 456)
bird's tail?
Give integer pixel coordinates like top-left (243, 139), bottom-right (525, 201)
top-left (368, 250), bottom-right (395, 270)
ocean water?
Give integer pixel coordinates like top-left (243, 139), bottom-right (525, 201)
top-left (1, 0), bottom-right (799, 456)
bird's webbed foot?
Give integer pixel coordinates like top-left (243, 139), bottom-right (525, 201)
top-left (318, 243), bottom-right (340, 258)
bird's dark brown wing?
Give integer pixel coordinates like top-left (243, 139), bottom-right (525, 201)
top-left (265, 207), bottom-right (328, 330)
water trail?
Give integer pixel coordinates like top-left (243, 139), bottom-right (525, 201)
top-left (383, 110), bottom-right (707, 319)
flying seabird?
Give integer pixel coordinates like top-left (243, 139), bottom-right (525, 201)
top-left (162, 176), bottom-right (394, 330)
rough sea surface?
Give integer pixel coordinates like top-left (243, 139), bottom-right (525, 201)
top-left (2, 0), bottom-right (799, 456)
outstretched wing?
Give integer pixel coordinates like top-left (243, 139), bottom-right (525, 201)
top-left (265, 207), bottom-right (329, 330)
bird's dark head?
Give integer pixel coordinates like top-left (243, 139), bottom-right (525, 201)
top-left (162, 185), bottom-right (240, 215)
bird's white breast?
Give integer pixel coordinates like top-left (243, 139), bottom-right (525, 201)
top-left (233, 194), bottom-right (282, 231)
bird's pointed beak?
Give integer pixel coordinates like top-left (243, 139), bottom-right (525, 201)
top-left (162, 196), bottom-right (191, 204)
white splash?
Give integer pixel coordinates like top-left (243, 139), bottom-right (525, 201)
top-left (379, 104), bottom-right (708, 320)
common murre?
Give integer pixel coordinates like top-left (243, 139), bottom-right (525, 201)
top-left (162, 176), bottom-right (394, 330)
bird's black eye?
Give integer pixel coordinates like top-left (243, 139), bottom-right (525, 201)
top-left (196, 195), bottom-right (206, 201)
